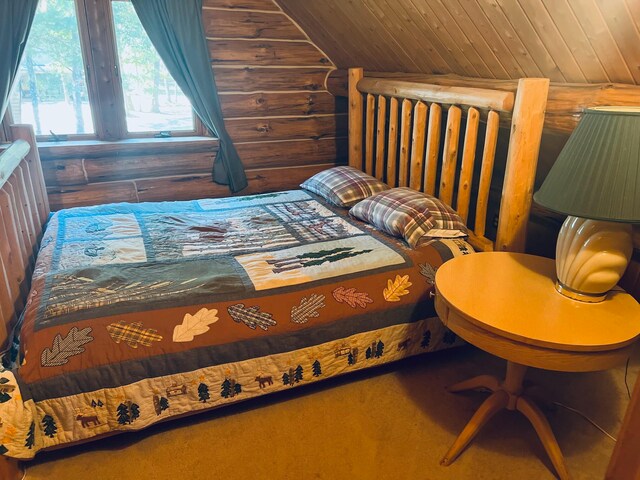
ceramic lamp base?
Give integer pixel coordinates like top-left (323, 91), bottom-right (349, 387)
top-left (555, 216), bottom-right (632, 303)
top-left (555, 280), bottom-right (607, 303)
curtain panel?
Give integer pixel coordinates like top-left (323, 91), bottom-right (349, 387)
top-left (131, 0), bottom-right (248, 192)
top-left (0, 0), bottom-right (38, 121)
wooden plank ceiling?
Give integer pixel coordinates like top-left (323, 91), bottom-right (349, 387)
top-left (277, 0), bottom-right (640, 85)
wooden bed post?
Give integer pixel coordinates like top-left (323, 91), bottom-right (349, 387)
top-left (0, 124), bottom-right (49, 353)
top-left (496, 78), bottom-right (549, 253)
top-left (10, 124), bottom-right (50, 226)
top-left (348, 68), bottom-right (364, 169)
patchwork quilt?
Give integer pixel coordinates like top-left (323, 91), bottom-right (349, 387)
top-left (0, 190), bottom-right (472, 458)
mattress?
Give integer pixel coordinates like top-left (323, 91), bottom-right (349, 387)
top-left (0, 189), bottom-right (472, 458)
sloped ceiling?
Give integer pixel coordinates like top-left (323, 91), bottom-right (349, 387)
top-left (277, 0), bottom-right (640, 84)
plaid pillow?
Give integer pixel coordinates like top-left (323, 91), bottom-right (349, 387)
top-left (349, 187), bottom-right (468, 247)
top-left (300, 166), bottom-right (389, 207)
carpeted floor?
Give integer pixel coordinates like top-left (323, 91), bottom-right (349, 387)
top-left (24, 344), bottom-right (639, 480)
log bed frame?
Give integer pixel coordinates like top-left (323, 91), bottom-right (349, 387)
top-left (0, 125), bottom-right (50, 348)
top-left (0, 71), bottom-right (553, 478)
top-left (347, 67), bottom-right (549, 253)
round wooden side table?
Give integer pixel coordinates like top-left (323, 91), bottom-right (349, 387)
top-left (434, 252), bottom-right (640, 480)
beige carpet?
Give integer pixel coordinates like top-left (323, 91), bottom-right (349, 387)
top-left (24, 344), bottom-right (639, 480)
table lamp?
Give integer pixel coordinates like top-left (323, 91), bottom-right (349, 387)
top-left (534, 106), bottom-right (639, 303)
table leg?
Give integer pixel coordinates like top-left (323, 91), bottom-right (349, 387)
top-left (447, 375), bottom-right (501, 393)
top-left (517, 396), bottom-right (571, 480)
top-left (440, 390), bottom-right (509, 466)
top-left (503, 361), bottom-right (527, 408)
top-left (442, 361), bottom-right (570, 479)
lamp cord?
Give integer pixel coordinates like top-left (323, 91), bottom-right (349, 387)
top-left (552, 401), bottom-right (617, 442)
top-left (551, 356), bottom-right (633, 443)
top-left (624, 356), bottom-right (631, 399)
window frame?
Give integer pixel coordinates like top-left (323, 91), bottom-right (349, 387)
top-left (6, 0), bottom-right (204, 142)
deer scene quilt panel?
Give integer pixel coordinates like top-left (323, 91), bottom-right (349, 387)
top-left (0, 190), bottom-right (472, 458)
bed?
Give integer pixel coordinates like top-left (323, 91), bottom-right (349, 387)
top-left (0, 69), bottom-right (549, 476)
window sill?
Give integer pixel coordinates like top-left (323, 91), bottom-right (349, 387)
top-left (38, 136), bottom-right (219, 160)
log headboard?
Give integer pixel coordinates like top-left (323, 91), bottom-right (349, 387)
top-left (0, 125), bottom-right (50, 352)
top-left (347, 68), bottom-right (550, 253)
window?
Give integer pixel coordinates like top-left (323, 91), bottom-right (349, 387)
top-left (10, 0), bottom-right (94, 136)
top-left (112, 1), bottom-right (193, 134)
top-left (7, 0), bottom-right (198, 141)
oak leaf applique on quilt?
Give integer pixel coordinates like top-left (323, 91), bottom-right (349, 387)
top-left (332, 286), bottom-right (373, 309)
top-left (418, 263), bottom-right (437, 285)
top-left (40, 327), bottom-right (94, 367)
top-left (172, 308), bottom-right (219, 342)
top-left (291, 294), bottom-right (325, 324)
top-left (228, 304), bottom-right (276, 331)
top-left (383, 275), bottom-right (412, 302)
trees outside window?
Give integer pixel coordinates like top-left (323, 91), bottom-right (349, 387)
top-left (111, 1), bottom-right (193, 134)
top-left (7, 0), bottom-right (197, 140)
top-left (10, 0), bottom-right (94, 136)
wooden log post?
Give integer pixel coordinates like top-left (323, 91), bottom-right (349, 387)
top-left (496, 78), bottom-right (550, 253)
top-left (364, 93), bottom-right (375, 175)
top-left (469, 110), bottom-right (500, 252)
top-left (439, 105), bottom-right (462, 205)
top-left (409, 101), bottom-right (428, 191)
top-left (374, 95), bottom-right (387, 180)
top-left (456, 107), bottom-right (480, 223)
top-left (10, 125), bottom-right (50, 227)
top-left (386, 97), bottom-right (399, 187)
top-left (398, 99), bottom-right (413, 187)
top-left (423, 103), bottom-right (441, 196)
top-left (474, 111), bottom-right (499, 239)
top-left (348, 68), bottom-right (364, 169)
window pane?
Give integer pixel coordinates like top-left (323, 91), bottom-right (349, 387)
top-left (112, 1), bottom-right (194, 133)
top-left (10, 0), bottom-right (94, 136)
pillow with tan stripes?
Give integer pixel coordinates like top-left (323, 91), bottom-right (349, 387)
top-left (300, 166), bottom-right (390, 207)
top-left (349, 187), bottom-right (468, 247)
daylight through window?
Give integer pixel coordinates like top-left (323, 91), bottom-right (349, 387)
top-left (8, 0), bottom-right (196, 140)
top-left (112, 1), bottom-right (193, 134)
top-left (10, 0), bottom-right (94, 136)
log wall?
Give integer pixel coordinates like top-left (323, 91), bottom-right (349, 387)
top-left (41, 0), bottom-right (347, 210)
top-left (207, 0), bottom-right (347, 182)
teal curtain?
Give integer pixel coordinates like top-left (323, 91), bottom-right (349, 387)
top-left (131, 0), bottom-right (247, 192)
top-left (0, 0), bottom-right (38, 120)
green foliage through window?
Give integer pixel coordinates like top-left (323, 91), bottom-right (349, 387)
top-left (10, 0), bottom-right (94, 136)
top-left (112, 1), bottom-right (193, 133)
top-left (7, 0), bottom-right (195, 139)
